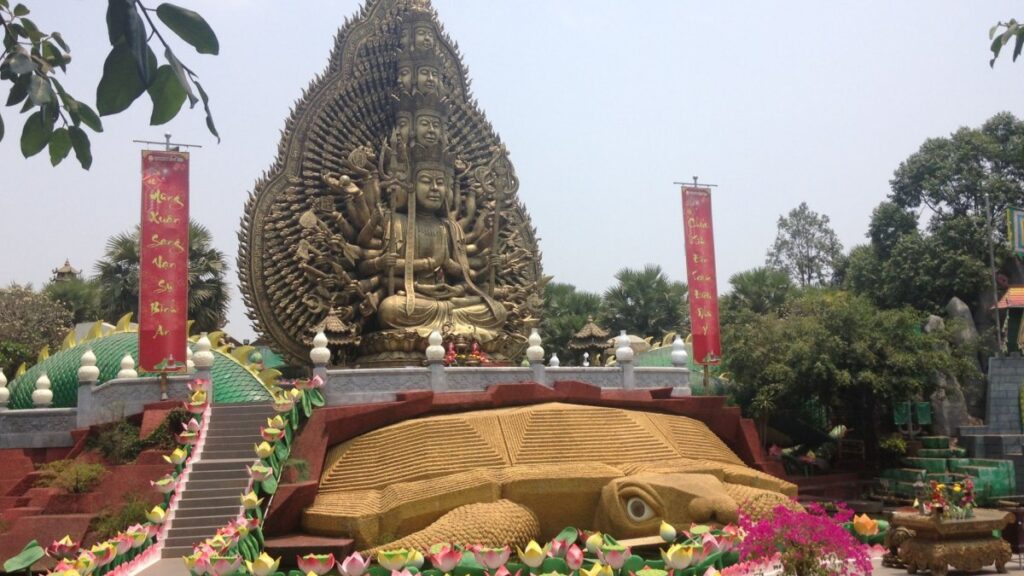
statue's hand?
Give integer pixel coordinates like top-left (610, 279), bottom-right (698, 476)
top-left (488, 253), bottom-right (505, 268)
top-left (381, 253), bottom-right (398, 270)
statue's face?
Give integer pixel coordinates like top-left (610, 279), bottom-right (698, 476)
top-left (415, 168), bottom-right (447, 212)
top-left (396, 114), bottom-right (412, 143)
top-left (415, 113), bottom-right (442, 146)
top-left (398, 65), bottom-right (413, 92)
top-left (417, 66), bottom-right (440, 92)
top-left (414, 25), bottom-right (436, 51)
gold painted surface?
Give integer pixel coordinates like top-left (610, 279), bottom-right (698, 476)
top-left (306, 404), bottom-right (797, 550)
top-left (238, 0), bottom-right (544, 365)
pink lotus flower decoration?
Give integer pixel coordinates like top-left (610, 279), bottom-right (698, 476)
top-left (207, 554), bottom-right (243, 576)
top-left (188, 378), bottom-right (210, 392)
top-left (473, 546), bottom-right (511, 571)
top-left (90, 542), bottom-right (117, 567)
top-left (183, 418), bottom-right (202, 433)
top-left (339, 551), bottom-right (370, 576)
top-left (598, 545), bottom-right (631, 570)
top-left (45, 536), bottom-right (80, 560)
top-left (177, 431), bottom-right (200, 446)
top-left (248, 463), bottom-right (274, 482)
top-left (548, 538), bottom-right (568, 558)
top-left (272, 398), bottom-right (295, 413)
top-left (492, 566), bottom-right (521, 576)
top-left (297, 553), bottom-right (336, 576)
top-left (390, 569), bottom-right (415, 576)
top-left (565, 544), bottom-right (584, 571)
top-left (295, 375), bottom-right (324, 390)
top-left (429, 545), bottom-right (462, 573)
top-left (125, 524), bottom-right (150, 548)
top-left (185, 400), bottom-right (207, 415)
top-left (260, 426), bottom-right (285, 443)
top-left (112, 532), bottom-right (134, 556)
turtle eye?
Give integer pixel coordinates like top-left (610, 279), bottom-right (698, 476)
top-left (626, 497), bottom-right (654, 522)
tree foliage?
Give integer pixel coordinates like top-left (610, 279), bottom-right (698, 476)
top-left (44, 276), bottom-right (100, 324)
top-left (0, 0), bottom-right (219, 169)
top-left (721, 266), bottom-right (794, 320)
top-left (766, 202), bottom-right (843, 287)
top-left (540, 282), bottom-right (601, 364)
top-left (990, 19), bottom-right (1024, 67)
top-left (95, 219), bottom-right (229, 332)
top-left (723, 290), bottom-right (960, 442)
top-left (600, 264), bottom-right (688, 340)
top-left (0, 283), bottom-right (72, 374)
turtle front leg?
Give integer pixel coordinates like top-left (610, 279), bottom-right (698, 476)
top-left (365, 499), bottom-right (540, 555)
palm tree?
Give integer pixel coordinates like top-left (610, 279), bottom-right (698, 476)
top-left (540, 282), bottom-right (602, 363)
top-left (95, 220), bottom-right (229, 333)
top-left (725, 267), bottom-right (794, 316)
top-left (600, 265), bottom-right (688, 339)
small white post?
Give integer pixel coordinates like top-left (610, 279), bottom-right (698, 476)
top-left (116, 354), bottom-right (138, 379)
top-left (425, 330), bottom-right (447, 393)
top-left (526, 328), bottom-right (546, 386)
top-left (33, 372), bottom-right (53, 407)
top-left (670, 335), bottom-right (692, 396)
top-left (310, 330), bottom-right (331, 383)
top-left (77, 349), bottom-right (100, 427)
top-left (0, 368), bottom-right (8, 410)
top-left (549, 353), bottom-right (560, 368)
top-left (193, 333), bottom-right (215, 385)
top-left (615, 330), bottom-right (635, 389)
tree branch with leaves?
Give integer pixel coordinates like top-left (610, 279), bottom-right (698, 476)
top-left (0, 0), bottom-right (218, 169)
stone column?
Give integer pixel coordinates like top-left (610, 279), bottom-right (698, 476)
top-left (425, 331), bottom-right (447, 393)
top-left (77, 349), bottom-right (100, 428)
top-left (670, 335), bottom-right (691, 397)
top-left (193, 333), bottom-right (215, 388)
top-left (526, 328), bottom-right (546, 386)
top-left (310, 330), bottom-right (330, 384)
top-left (615, 330), bottom-right (635, 389)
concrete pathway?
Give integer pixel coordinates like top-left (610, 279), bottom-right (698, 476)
top-left (871, 555), bottom-right (1024, 574)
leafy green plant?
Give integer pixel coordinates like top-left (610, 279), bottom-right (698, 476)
top-left (87, 420), bottom-right (144, 464)
top-left (141, 407), bottom-right (189, 451)
top-left (282, 458), bottom-right (310, 482)
top-left (2, 539), bottom-right (43, 574)
top-left (35, 460), bottom-right (106, 493)
top-left (89, 492), bottom-right (149, 540)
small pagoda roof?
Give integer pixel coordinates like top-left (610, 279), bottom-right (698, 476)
top-left (996, 286), bottom-right (1024, 309)
top-left (53, 259), bottom-right (80, 276)
top-left (569, 317), bottom-right (610, 350)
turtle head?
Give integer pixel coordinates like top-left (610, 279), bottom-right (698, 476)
top-left (593, 473), bottom-right (738, 538)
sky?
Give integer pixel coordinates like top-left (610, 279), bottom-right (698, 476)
top-left (1, 1), bottom-right (1023, 342)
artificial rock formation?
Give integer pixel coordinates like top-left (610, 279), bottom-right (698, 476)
top-left (239, 0), bottom-right (543, 366)
top-left (303, 403), bottom-right (797, 551)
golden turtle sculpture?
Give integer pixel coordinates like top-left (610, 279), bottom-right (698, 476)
top-left (304, 403), bottom-right (797, 551)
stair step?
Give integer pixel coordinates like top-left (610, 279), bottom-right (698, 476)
top-left (163, 526), bottom-right (222, 540)
top-left (177, 495), bottom-right (243, 510)
top-left (180, 487), bottom-right (248, 499)
top-left (168, 515), bottom-right (236, 530)
top-left (164, 535), bottom-right (215, 549)
top-left (201, 451), bottom-right (261, 461)
top-left (203, 434), bottom-right (264, 442)
top-left (184, 478), bottom-right (250, 491)
top-left (162, 546), bottom-right (198, 559)
top-left (174, 505), bottom-right (240, 519)
top-left (191, 460), bottom-right (252, 471)
top-left (188, 469), bottom-right (249, 482)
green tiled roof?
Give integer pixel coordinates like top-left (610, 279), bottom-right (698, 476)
top-left (7, 332), bottom-right (272, 409)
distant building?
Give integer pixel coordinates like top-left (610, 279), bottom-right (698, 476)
top-left (51, 259), bottom-right (81, 282)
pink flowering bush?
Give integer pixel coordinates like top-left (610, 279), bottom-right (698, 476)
top-left (738, 504), bottom-right (871, 576)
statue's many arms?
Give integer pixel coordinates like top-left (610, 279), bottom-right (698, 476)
top-left (304, 403), bottom-right (798, 552)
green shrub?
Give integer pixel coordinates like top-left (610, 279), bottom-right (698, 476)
top-left (87, 420), bottom-right (144, 464)
top-left (90, 492), bottom-right (149, 540)
top-left (142, 408), bottom-right (189, 451)
top-left (36, 460), bottom-right (107, 493)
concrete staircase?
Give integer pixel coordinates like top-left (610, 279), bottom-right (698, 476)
top-left (160, 403), bottom-right (275, 559)
top-left (876, 435), bottom-right (1016, 503)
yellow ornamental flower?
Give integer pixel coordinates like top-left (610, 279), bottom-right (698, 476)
top-left (241, 491), bottom-right (264, 510)
top-left (580, 562), bottom-right (614, 576)
top-left (852, 514), bottom-right (879, 536)
top-left (937, 483), bottom-right (946, 491)
top-left (660, 521), bottom-right (677, 542)
top-left (183, 553), bottom-right (200, 572)
top-left (516, 540), bottom-right (549, 568)
top-left (406, 549), bottom-right (424, 569)
top-left (246, 552), bottom-right (282, 576)
top-left (255, 442), bottom-right (274, 459)
top-left (146, 506), bottom-right (166, 524)
top-left (953, 484), bottom-right (962, 493)
top-left (585, 532), bottom-right (604, 555)
top-left (289, 388), bottom-right (304, 401)
top-left (267, 415), bottom-right (286, 429)
top-left (190, 389), bottom-right (207, 403)
top-left (377, 549), bottom-right (410, 572)
top-left (660, 544), bottom-right (694, 570)
top-left (163, 447), bottom-right (187, 465)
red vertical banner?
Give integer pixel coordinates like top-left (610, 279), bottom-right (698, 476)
top-left (682, 186), bottom-right (722, 365)
top-left (139, 151), bottom-right (189, 373)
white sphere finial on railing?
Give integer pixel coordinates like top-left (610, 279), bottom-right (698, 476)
top-left (33, 372), bottom-right (53, 407)
top-left (0, 368), bottom-right (8, 407)
top-left (526, 328), bottom-right (544, 363)
top-left (116, 354), bottom-right (138, 379)
top-left (425, 330), bottom-right (445, 363)
top-left (193, 333), bottom-right (215, 370)
top-left (310, 330), bottom-right (331, 366)
top-left (615, 330), bottom-right (634, 364)
top-left (78, 349), bottom-right (100, 383)
top-left (186, 345), bottom-right (195, 372)
top-left (582, 352), bottom-right (590, 367)
top-left (670, 335), bottom-right (689, 367)
top-left (549, 353), bottom-right (560, 368)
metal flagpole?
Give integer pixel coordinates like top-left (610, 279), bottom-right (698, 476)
top-left (986, 192), bottom-right (1004, 356)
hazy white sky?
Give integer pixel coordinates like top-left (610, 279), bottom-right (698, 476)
top-left (1, 1), bottom-right (1022, 341)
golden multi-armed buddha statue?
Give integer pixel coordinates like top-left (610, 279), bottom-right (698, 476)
top-left (239, 0), bottom-right (544, 366)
